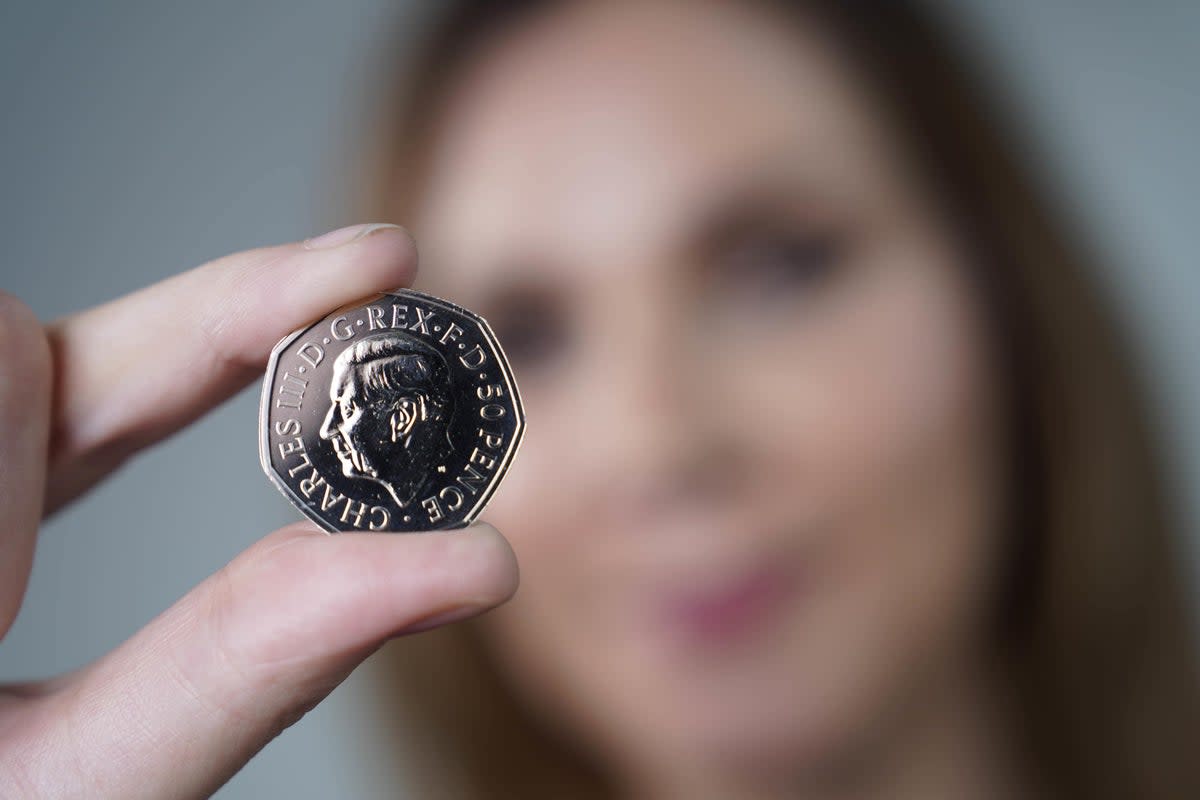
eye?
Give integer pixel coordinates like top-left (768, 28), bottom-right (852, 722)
top-left (486, 287), bottom-right (571, 373)
top-left (714, 227), bottom-right (845, 307)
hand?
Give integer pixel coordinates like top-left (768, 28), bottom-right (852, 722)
top-left (0, 224), bottom-right (519, 798)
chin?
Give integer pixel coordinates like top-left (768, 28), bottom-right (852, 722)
top-left (665, 680), bottom-right (858, 775)
top-left (613, 627), bottom-right (885, 782)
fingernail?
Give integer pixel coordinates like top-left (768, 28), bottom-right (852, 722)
top-left (303, 222), bottom-right (402, 250)
top-left (402, 604), bottom-right (487, 636)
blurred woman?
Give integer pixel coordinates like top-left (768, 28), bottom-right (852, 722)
top-left (360, 1), bottom-right (1200, 798)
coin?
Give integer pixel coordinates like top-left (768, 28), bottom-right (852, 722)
top-left (259, 289), bottom-right (525, 532)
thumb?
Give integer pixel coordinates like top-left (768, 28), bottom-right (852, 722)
top-left (16, 521), bottom-right (517, 799)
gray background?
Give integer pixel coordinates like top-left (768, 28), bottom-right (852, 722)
top-left (0, 1), bottom-right (1196, 797)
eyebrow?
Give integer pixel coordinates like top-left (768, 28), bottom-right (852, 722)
top-left (684, 168), bottom-right (846, 260)
top-left (432, 157), bottom-right (853, 302)
top-left (465, 269), bottom-right (570, 320)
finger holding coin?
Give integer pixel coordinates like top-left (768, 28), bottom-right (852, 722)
top-left (0, 224), bottom-right (521, 799)
top-left (43, 222), bottom-right (418, 512)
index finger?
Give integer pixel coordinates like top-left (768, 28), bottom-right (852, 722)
top-left (45, 223), bottom-right (416, 512)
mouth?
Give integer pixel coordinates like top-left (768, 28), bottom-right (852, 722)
top-left (655, 557), bottom-right (800, 650)
top-left (328, 435), bottom-right (357, 471)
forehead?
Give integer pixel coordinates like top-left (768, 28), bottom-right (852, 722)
top-left (416, 0), bottom-right (911, 288)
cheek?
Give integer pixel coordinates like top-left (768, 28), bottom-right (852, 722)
top-left (480, 387), bottom-right (602, 657)
top-left (717, 241), bottom-right (1005, 713)
top-left (727, 234), bottom-right (997, 522)
top-left (478, 348), bottom-right (598, 536)
top-left (349, 413), bottom-right (386, 448)
top-left (475, 383), bottom-right (584, 671)
top-left (472, 378), bottom-right (604, 729)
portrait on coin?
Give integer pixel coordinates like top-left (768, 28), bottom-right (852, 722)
top-left (318, 331), bottom-right (455, 506)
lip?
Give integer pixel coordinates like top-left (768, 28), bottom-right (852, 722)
top-left (328, 435), bottom-right (356, 470)
top-left (657, 557), bottom-right (798, 649)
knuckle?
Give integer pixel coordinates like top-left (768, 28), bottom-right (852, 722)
top-left (207, 533), bottom-right (322, 676)
top-left (193, 246), bottom-right (286, 375)
top-left (0, 690), bottom-right (75, 797)
top-left (185, 541), bottom-right (346, 733)
top-left (206, 563), bottom-right (263, 680)
top-left (173, 565), bottom-right (263, 727)
top-left (0, 288), bottom-right (40, 330)
top-left (0, 291), bottom-right (51, 402)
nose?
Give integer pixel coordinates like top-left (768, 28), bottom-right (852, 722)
top-left (577, 294), bottom-right (730, 523)
top-left (319, 402), bottom-right (339, 440)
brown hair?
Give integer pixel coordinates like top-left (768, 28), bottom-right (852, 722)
top-left (357, 2), bottom-right (1200, 798)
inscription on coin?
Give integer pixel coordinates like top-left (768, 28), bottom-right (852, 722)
top-left (259, 289), bottom-right (524, 532)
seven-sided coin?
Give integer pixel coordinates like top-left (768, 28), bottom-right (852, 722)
top-left (259, 289), bottom-right (524, 532)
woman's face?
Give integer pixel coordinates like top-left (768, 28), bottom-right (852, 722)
top-left (413, 0), bottom-right (1005, 779)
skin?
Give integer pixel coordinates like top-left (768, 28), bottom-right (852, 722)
top-left (0, 224), bottom-right (519, 798)
top-left (0, 2), bottom-right (1025, 797)
top-left (414, 1), bottom-right (1020, 797)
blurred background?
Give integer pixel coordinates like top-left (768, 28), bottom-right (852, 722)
top-left (0, 1), bottom-right (1196, 797)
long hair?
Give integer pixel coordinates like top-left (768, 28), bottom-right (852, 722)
top-left (356, 2), bottom-right (1200, 798)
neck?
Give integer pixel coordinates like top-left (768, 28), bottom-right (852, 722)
top-left (624, 659), bottom-right (1032, 800)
